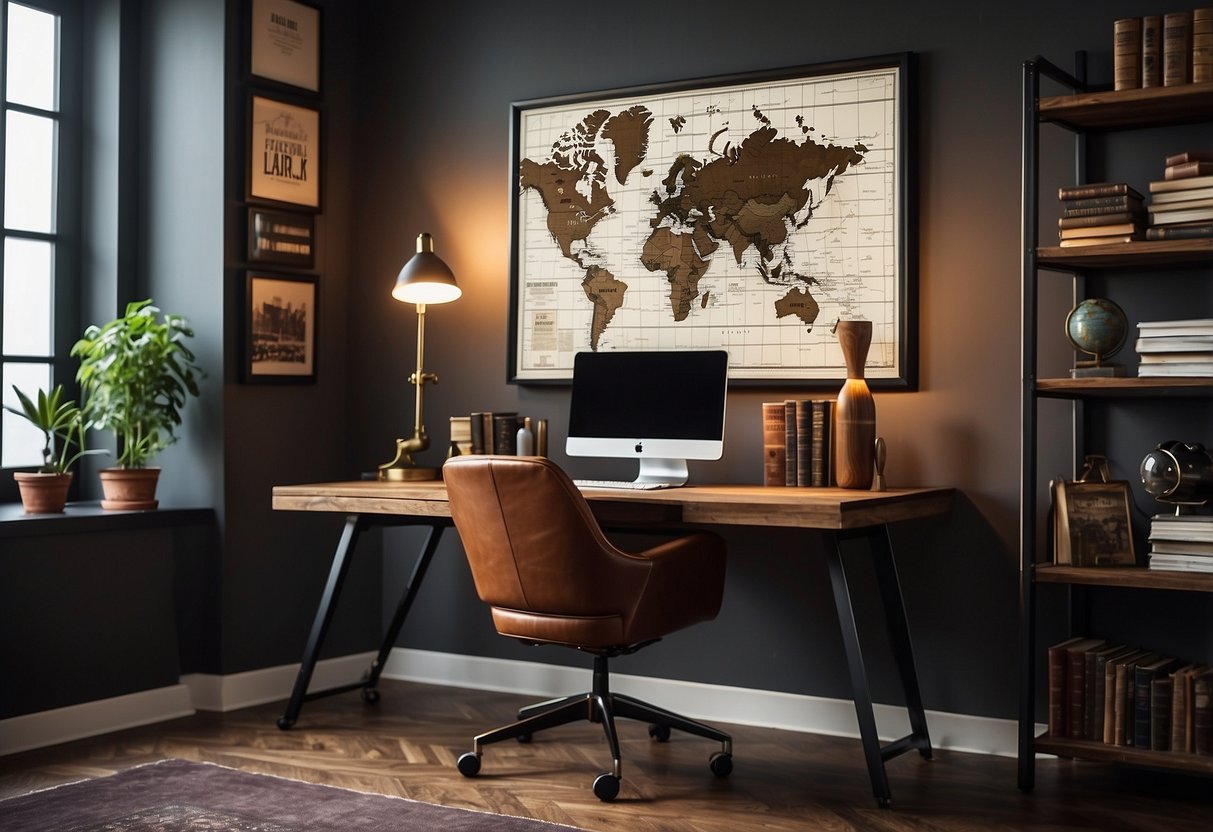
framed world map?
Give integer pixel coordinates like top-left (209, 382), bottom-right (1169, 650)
top-left (508, 53), bottom-right (916, 388)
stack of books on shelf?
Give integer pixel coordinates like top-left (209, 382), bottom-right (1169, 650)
top-left (1146, 151), bottom-right (1213, 241)
top-left (1149, 513), bottom-right (1213, 572)
top-left (1113, 9), bottom-right (1213, 90)
top-left (1047, 635), bottom-right (1213, 755)
top-left (1057, 183), bottom-right (1144, 247)
top-left (762, 400), bottom-right (835, 487)
top-left (1135, 318), bottom-right (1213, 377)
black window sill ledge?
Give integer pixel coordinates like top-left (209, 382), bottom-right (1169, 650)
top-left (0, 502), bottom-right (215, 538)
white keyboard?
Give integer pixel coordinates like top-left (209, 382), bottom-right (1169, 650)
top-left (573, 479), bottom-right (673, 490)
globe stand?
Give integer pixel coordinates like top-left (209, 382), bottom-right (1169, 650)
top-left (1070, 358), bottom-right (1127, 379)
top-left (1065, 298), bottom-right (1128, 379)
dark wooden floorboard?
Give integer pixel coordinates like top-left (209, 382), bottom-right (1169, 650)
top-left (1, 680), bottom-right (1210, 830)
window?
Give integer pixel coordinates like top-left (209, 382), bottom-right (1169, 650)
top-left (0, 0), bottom-right (75, 474)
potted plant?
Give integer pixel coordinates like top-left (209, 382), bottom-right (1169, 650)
top-left (3, 385), bottom-right (104, 513)
top-left (72, 299), bottom-right (203, 510)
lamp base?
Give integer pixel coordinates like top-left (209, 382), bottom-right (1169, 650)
top-left (377, 465), bottom-right (439, 482)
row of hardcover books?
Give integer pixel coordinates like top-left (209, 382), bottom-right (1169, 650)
top-left (1113, 9), bottom-right (1212, 90)
top-left (761, 400), bottom-right (834, 487)
top-left (450, 412), bottom-right (548, 457)
top-left (1148, 512), bottom-right (1213, 572)
top-left (1135, 318), bottom-right (1213, 378)
top-left (1048, 635), bottom-right (1212, 755)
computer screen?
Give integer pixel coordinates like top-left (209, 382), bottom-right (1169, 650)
top-left (566, 350), bottom-right (729, 486)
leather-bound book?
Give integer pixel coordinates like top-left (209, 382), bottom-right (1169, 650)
top-left (1196, 667), bottom-right (1213, 756)
top-left (1114, 17), bottom-right (1143, 90)
top-left (762, 403), bottom-right (786, 487)
top-left (1067, 638), bottom-right (1105, 739)
top-left (1047, 636), bottom-right (1087, 737)
top-left (1151, 675), bottom-right (1173, 751)
top-left (1163, 11), bottom-right (1193, 86)
top-left (1134, 656), bottom-right (1177, 749)
top-left (1142, 15), bottom-right (1163, 87)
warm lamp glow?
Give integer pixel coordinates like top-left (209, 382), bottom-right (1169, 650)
top-left (391, 233), bottom-right (462, 304)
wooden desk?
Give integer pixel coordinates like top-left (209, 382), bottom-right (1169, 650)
top-left (273, 480), bottom-right (953, 808)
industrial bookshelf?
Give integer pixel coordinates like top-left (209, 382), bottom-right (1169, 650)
top-left (1018, 59), bottom-right (1213, 790)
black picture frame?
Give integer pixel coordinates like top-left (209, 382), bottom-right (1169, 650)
top-left (507, 52), bottom-right (917, 389)
top-left (243, 271), bottom-right (318, 383)
top-left (248, 207), bottom-right (315, 268)
top-left (248, 93), bottom-right (321, 211)
top-left (248, 0), bottom-right (321, 94)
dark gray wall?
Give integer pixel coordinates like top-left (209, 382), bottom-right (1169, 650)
top-left (347, 0), bottom-right (1212, 723)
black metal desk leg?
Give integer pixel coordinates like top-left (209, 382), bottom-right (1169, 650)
top-left (825, 533), bottom-right (893, 809)
top-left (870, 525), bottom-right (933, 759)
top-left (362, 523), bottom-right (446, 698)
top-left (278, 515), bottom-right (365, 729)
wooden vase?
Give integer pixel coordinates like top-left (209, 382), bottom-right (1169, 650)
top-left (834, 320), bottom-right (875, 489)
top-left (14, 471), bottom-right (72, 514)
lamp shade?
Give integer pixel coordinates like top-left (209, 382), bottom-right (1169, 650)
top-left (392, 232), bottom-right (462, 304)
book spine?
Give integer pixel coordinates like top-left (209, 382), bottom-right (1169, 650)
top-left (1133, 667), bottom-right (1154, 749)
top-left (1165, 150), bottom-right (1213, 166)
top-left (1068, 649), bottom-right (1087, 740)
top-left (1093, 655), bottom-right (1109, 741)
top-left (1163, 11), bottom-right (1192, 86)
top-left (1057, 182), bottom-right (1135, 200)
top-left (1057, 210), bottom-right (1142, 229)
top-left (492, 413), bottom-right (519, 455)
top-left (762, 402), bottom-right (786, 487)
top-left (1142, 15), bottom-right (1163, 87)
top-left (784, 400), bottom-right (797, 487)
top-left (481, 412), bottom-right (495, 453)
top-left (1146, 223), bottom-right (1213, 241)
top-left (1114, 664), bottom-right (1130, 745)
top-left (1151, 676), bottom-right (1173, 751)
top-left (1195, 8), bottom-right (1213, 84)
top-left (1103, 660), bottom-right (1119, 743)
top-left (810, 400), bottom-right (829, 487)
top-left (1084, 650), bottom-right (1100, 740)
top-left (1171, 669), bottom-right (1189, 753)
top-left (1061, 196), bottom-right (1141, 217)
top-left (469, 412), bottom-right (487, 454)
top-left (1047, 642), bottom-right (1069, 737)
top-left (1197, 671), bottom-right (1213, 756)
top-left (1165, 161), bottom-right (1213, 180)
top-left (795, 400), bottom-right (812, 487)
top-left (1114, 18), bottom-right (1143, 90)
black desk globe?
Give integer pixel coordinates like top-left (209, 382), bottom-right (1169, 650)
top-left (1065, 298), bottom-right (1127, 377)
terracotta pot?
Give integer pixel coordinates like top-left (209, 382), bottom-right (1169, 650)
top-left (14, 471), bottom-right (73, 514)
top-left (99, 467), bottom-right (161, 510)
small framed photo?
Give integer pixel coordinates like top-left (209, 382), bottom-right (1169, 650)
top-left (244, 272), bottom-right (317, 383)
top-left (249, 94), bottom-right (320, 210)
top-left (248, 207), bottom-right (314, 268)
top-left (249, 0), bottom-right (321, 93)
top-left (1052, 479), bottom-right (1136, 567)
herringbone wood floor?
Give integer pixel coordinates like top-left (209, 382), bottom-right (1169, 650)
top-left (1, 680), bottom-right (1211, 830)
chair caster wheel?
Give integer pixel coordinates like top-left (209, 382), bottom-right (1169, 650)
top-left (709, 751), bottom-right (733, 777)
top-left (457, 752), bottom-right (481, 777)
top-left (276, 717), bottom-right (294, 730)
top-left (648, 723), bottom-right (671, 742)
top-left (516, 733), bottom-right (532, 744)
top-left (361, 688), bottom-right (380, 703)
top-left (592, 772), bottom-right (620, 802)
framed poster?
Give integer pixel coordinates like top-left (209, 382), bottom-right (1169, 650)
top-left (508, 52), bottom-right (916, 387)
top-left (250, 0), bottom-right (321, 93)
top-left (244, 272), bottom-right (317, 383)
top-left (1052, 479), bottom-right (1136, 567)
top-left (248, 207), bottom-right (314, 268)
top-left (249, 95), bottom-right (320, 210)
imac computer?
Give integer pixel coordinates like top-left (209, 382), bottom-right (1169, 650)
top-left (566, 349), bottom-right (728, 488)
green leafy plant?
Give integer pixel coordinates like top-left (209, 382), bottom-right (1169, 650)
top-left (72, 299), bottom-right (203, 469)
top-left (3, 384), bottom-right (104, 474)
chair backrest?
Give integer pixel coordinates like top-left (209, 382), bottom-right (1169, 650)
top-left (443, 455), bottom-right (651, 618)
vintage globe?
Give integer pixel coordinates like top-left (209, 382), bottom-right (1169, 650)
top-left (1065, 298), bottom-right (1127, 363)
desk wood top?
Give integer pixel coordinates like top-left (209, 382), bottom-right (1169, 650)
top-left (272, 480), bottom-right (953, 531)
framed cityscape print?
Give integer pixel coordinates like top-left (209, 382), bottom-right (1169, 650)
top-left (243, 271), bottom-right (317, 383)
top-left (249, 0), bottom-right (321, 93)
top-left (508, 52), bottom-right (916, 388)
top-left (248, 94), bottom-right (320, 210)
top-left (248, 207), bottom-right (315, 268)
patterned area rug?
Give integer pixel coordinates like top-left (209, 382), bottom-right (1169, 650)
top-left (0, 759), bottom-right (581, 831)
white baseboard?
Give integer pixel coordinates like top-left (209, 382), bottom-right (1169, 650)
top-left (0, 685), bottom-right (194, 756)
top-left (382, 648), bottom-right (1031, 758)
top-left (1, 649), bottom-right (1036, 759)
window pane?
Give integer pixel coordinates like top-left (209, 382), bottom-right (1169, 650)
top-left (4, 110), bottom-right (56, 232)
top-left (1, 361), bottom-right (51, 468)
top-left (5, 3), bottom-right (58, 110)
top-left (3, 237), bottom-right (53, 355)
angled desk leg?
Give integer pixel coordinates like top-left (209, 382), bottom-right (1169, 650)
top-left (825, 525), bottom-right (932, 809)
top-left (278, 516), bottom-right (449, 729)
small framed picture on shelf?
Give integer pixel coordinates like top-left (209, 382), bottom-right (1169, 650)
top-left (249, 0), bottom-right (321, 93)
top-left (248, 94), bottom-right (320, 210)
top-left (243, 271), bottom-right (317, 383)
top-left (1052, 478), bottom-right (1136, 567)
top-left (248, 207), bottom-right (314, 268)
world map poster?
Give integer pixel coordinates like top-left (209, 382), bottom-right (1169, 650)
top-left (509, 54), bottom-right (914, 386)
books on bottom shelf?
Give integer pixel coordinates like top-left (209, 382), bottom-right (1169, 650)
top-left (1046, 635), bottom-right (1213, 755)
top-left (1149, 513), bottom-right (1213, 572)
top-left (761, 400), bottom-right (835, 487)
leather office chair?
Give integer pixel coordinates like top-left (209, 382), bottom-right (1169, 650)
top-left (442, 455), bottom-right (733, 801)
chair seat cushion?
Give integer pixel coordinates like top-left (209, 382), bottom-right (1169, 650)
top-left (491, 607), bottom-right (627, 648)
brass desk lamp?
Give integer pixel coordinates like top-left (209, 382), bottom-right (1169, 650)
top-left (377, 232), bottom-right (461, 481)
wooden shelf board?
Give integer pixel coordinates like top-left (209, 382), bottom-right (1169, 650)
top-left (1038, 82), bottom-right (1213, 129)
top-left (1037, 239), bottom-right (1213, 269)
top-left (1035, 734), bottom-right (1213, 774)
top-left (1034, 564), bottom-right (1213, 592)
top-left (1035, 377), bottom-right (1213, 398)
